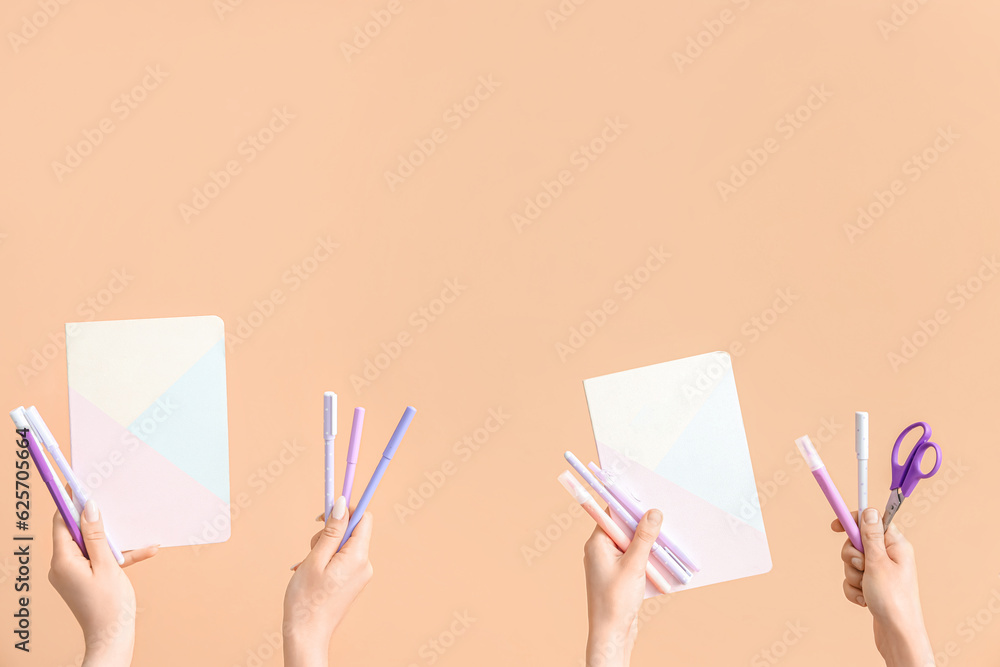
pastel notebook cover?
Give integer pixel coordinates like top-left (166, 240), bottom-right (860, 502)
top-left (583, 351), bottom-right (771, 597)
top-left (66, 316), bottom-right (231, 551)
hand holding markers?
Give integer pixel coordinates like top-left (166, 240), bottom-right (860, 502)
top-left (559, 449), bottom-right (697, 667)
top-left (582, 506), bottom-right (663, 667)
top-left (283, 397), bottom-right (415, 667)
top-left (832, 509), bottom-right (934, 666)
top-left (283, 498), bottom-right (374, 667)
top-left (49, 506), bottom-right (158, 667)
top-left (10, 406), bottom-right (157, 666)
top-left (797, 412), bottom-right (939, 667)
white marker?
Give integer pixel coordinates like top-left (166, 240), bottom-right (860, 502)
top-left (324, 392), bottom-right (337, 520)
top-left (856, 411), bottom-right (869, 512)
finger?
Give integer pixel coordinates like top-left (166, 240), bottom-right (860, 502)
top-left (859, 508), bottom-right (887, 562)
top-left (51, 510), bottom-right (85, 564)
top-left (310, 529), bottom-right (323, 551)
top-left (843, 580), bottom-right (866, 607)
top-left (882, 520), bottom-right (912, 560)
top-left (830, 511), bottom-right (859, 533)
top-left (337, 511), bottom-right (373, 563)
top-left (840, 540), bottom-right (864, 569)
top-left (121, 546), bottom-right (159, 568)
top-left (620, 509), bottom-right (661, 574)
top-left (583, 522), bottom-right (619, 564)
top-left (843, 561), bottom-right (863, 588)
top-left (79, 500), bottom-right (115, 571)
top-left (307, 496), bottom-right (349, 566)
top-left (316, 513), bottom-right (324, 522)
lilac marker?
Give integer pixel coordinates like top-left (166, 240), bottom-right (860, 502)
top-left (588, 462), bottom-right (699, 574)
top-left (796, 435), bottom-right (863, 553)
top-left (342, 407), bottom-right (365, 506)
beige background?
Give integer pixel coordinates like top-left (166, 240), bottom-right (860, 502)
top-left (2, 1), bottom-right (1000, 665)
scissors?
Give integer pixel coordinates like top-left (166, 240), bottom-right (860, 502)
top-left (883, 421), bottom-right (942, 529)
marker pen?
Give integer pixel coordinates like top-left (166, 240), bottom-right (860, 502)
top-left (796, 435), bottom-right (863, 552)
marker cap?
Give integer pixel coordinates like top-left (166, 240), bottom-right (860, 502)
top-left (9, 407), bottom-right (28, 430)
top-left (855, 412), bottom-right (869, 459)
top-left (324, 392), bottom-right (336, 438)
top-left (558, 471), bottom-right (590, 503)
top-left (795, 435), bottom-right (824, 471)
top-left (383, 406), bottom-right (416, 459)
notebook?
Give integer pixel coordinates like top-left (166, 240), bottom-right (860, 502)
top-left (583, 351), bottom-right (772, 595)
top-left (66, 315), bottom-right (231, 550)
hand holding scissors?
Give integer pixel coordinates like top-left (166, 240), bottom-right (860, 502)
top-left (883, 422), bottom-right (942, 529)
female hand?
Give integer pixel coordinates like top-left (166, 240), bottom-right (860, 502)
top-left (48, 502), bottom-right (158, 667)
top-left (833, 508), bottom-right (934, 667)
top-left (282, 496), bottom-right (374, 667)
top-left (583, 509), bottom-right (662, 667)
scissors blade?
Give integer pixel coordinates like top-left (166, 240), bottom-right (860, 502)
top-left (883, 490), bottom-right (904, 529)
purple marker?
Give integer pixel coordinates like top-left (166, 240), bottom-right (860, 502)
top-left (10, 408), bottom-right (88, 558)
top-left (796, 435), bottom-right (863, 553)
top-left (338, 406), bottom-right (415, 551)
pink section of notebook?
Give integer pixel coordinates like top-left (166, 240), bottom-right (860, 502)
top-left (600, 443), bottom-right (772, 594)
top-left (69, 388), bottom-right (230, 550)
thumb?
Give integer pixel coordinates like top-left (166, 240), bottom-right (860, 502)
top-left (621, 509), bottom-right (662, 573)
top-left (882, 521), bottom-right (913, 562)
top-left (308, 496), bottom-right (349, 566)
top-left (859, 507), bottom-right (887, 561)
top-left (79, 500), bottom-right (115, 571)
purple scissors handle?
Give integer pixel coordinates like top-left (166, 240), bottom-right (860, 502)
top-left (890, 421), bottom-right (942, 497)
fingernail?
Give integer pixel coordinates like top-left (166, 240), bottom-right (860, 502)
top-left (856, 596), bottom-right (866, 606)
top-left (863, 508), bottom-right (878, 525)
top-left (332, 496), bottom-right (347, 521)
top-left (84, 499), bottom-right (100, 522)
top-left (289, 561), bottom-right (301, 571)
top-left (851, 557), bottom-right (863, 570)
top-left (648, 509), bottom-right (663, 526)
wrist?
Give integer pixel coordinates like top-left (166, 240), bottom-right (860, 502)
top-left (586, 622), bottom-right (635, 667)
top-left (877, 618), bottom-right (934, 667)
top-left (282, 629), bottom-right (330, 667)
top-left (82, 637), bottom-right (133, 667)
